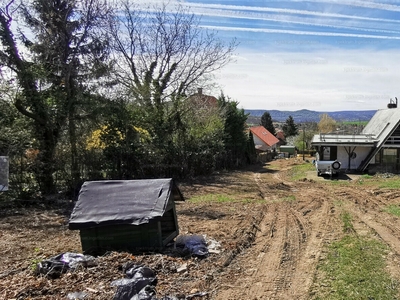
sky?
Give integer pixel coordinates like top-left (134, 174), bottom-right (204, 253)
top-left (7, 0), bottom-right (400, 112)
top-left (166, 0), bottom-right (400, 112)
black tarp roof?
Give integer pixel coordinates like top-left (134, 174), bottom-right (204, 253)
top-left (69, 178), bottom-right (184, 230)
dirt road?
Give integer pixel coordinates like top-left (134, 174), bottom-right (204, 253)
top-left (211, 160), bottom-right (342, 299)
top-left (210, 159), bottom-right (400, 299)
top-left (1, 158), bottom-right (400, 299)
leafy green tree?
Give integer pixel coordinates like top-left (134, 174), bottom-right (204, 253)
top-left (294, 122), bottom-right (318, 151)
top-left (282, 115), bottom-right (298, 137)
top-left (0, 0), bottom-right (112, 194)
top-left (260, 111), bottom-right (276, 135)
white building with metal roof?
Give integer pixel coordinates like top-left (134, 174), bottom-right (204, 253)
top-left (311, 101), bottom-right (400, 173)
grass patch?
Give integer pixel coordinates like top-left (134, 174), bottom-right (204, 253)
top-left (384, 204), bottom-right (400, 217)
top-left (188, 193), bottom-right (255, 203)
top-left (266, 195), bottom-right (296, 204)
top-left (289, 162), bottom-right (316, 181)
top-left (339, 120), bottom-right (369, 126)
top-left (188, 194), bottom-right (236, 203)
top-left (280, 195), bottom-right (296, 202)
top-left (314, 235), bottom-right (398, 300)
top-left (351, 174), bottom-right (400, 189)
top-left (340, 211), bottom-right (354, 233)
top-left (266, 164), bottom-right (280, 170)
top-left (333, 200), bottom-right (343, 207)
top-left (379, 178), bottom-right (400, 189)
top-left (360, 174), bottom-right (374, 179)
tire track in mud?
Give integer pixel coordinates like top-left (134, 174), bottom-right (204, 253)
top-left (216, 167), bottom-right (337, 300)
top-left (247, 172), bottom-right (301, 298)
top-left (321, 184), bottom-right (400, 286)
top-left (284, 199), bottom-right (333, 300)
top-left (333, 186), bottom-right (400, 255)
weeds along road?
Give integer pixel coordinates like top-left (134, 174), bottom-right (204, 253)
top-left (213, 158), bottom-right (400, 300)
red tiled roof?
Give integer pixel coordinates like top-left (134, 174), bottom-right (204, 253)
top-left (189, 89), bottom-right (218, 108)
top-left (250, 126), bottom-right (280, 147)
top-left (276, 131), bottom-right (286, 141)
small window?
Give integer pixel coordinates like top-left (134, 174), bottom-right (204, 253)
top-left (383, 149), bottom-right (397, 164)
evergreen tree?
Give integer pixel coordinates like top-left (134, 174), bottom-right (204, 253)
top-left (246, 131), bottom-right (257, 164)
top-left (260, 111), bottom-right (276, 135)
top-left (0, 0), bottom-right (111, 194)
top-left (218, 93), bottom-right (249, 167)
top-left (282, 116), bottom-right (298, 137)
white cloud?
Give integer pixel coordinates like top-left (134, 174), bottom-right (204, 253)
top-left (202, 25), bottom-right (400, 40)
top-left (296, 0), bottom-right (400, 12)
top-left (214, 49), bottom-right (399, 111)
top-left (129, 0), bottom-right (400, 112)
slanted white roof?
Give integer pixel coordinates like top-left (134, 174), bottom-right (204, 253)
top-left (362, 108), bottom-right (400, 147)
top-left (312, 108), bottom-right (400, 147)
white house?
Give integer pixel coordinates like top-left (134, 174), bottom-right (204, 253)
top-left (250, 126), bottom-right (280, 152)
top-left (311, 102), bottom-right (400, 174)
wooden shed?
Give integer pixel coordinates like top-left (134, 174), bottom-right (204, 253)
top-left (68, 179), bottom-right (184, 254)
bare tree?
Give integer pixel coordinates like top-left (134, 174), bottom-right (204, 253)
top-left (109, 2), bottom-right (237, 105)
top-left (318, 113), bottom-right (337, 133)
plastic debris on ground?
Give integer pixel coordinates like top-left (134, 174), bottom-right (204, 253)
top-left (175, 234), bottom-right (209, 258)
top-left (67, 291), bottom-right (88, 299)
top-left (112, 263), bottom-right (157, 300)
top-left (35, 252), bottom-right (96, 278)
top-left (112, 262), bottom-right (188, 300)
top-left (204, 235), bottom-right (222, 254)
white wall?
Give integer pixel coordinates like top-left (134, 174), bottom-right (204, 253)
top-left (253, 135), bottom-right (273, 150)
top-left (253, 135), bottom-right (263, 147)
top-left (337, 147), bottom-right (371, 170)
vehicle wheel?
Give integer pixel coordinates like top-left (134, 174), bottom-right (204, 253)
top-left (332, 161), bottom-right (341, 170)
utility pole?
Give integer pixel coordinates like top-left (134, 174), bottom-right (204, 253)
top-left (303, 124), bottom-right (305, 160)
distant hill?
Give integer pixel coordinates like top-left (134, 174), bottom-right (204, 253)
top-left (245, 109), bottom-right (377, 123)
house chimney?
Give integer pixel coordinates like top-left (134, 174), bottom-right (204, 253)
top-left (197, 87), bottom-right (203, 95)
top-left (387, 97), bottom-right (398, 109)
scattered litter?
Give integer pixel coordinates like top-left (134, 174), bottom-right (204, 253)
top-left (175, 234), bottom-right (209, 258)
top-left (123, 263), bottom-right (156, 280)
top-left (176, 263), bottom-right (187, 273)
top-left (112, 262), bottom-right (207, 300)
top-left (112, 263), bottom-right (157, 300)
top-left (186, 291), bottom-right (209, 299)
top-left (86, 287), bottom-right (98, 293)
top-left (205, 236), bottom-right (222, 254)
top-left (113, 278), bottom-right (157, 300)
top-left (67, 291), bottom-right (88, 299)
top-left (377, 172), bottom-right (396, 178)
top-left (35, 252), bottom-right (96, 278)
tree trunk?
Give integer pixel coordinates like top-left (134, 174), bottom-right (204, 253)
top-left (34, 125), bottom-right (58, 195)
top-left (69, 114), bottom-right (81, 197)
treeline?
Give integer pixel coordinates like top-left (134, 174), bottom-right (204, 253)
top-left (0, 0), bottom-right (255, 199)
